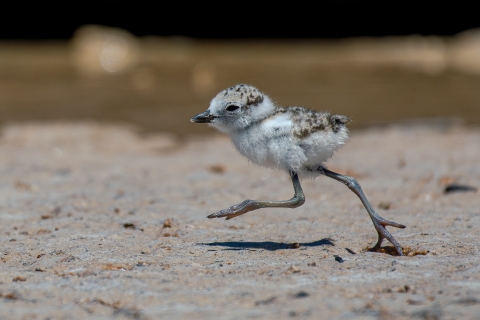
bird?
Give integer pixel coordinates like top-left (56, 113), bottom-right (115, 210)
top-left (191, 84), bottom-right (406, 256)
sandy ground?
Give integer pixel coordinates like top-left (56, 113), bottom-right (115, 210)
top-left (0, 121), bottom-right (479, 319)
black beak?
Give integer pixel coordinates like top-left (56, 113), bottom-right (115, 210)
top-left (190, 110), bottom-right (217, 123)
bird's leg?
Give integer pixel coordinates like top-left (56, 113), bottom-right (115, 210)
top-left (207, 171), bottom-right (305, 220)
top-left (321, 167), bottom-right (406, 256)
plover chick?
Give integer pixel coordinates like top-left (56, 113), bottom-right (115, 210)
top-left (191, 84), bottom-right (406, 255)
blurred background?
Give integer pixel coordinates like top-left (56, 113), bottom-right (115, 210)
top-left (1, 2), bottom-right (480, 136)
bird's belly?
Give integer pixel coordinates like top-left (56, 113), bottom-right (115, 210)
top-left (231, 131), bottom-right (305, 172)
top-left (230, 118), bottom-right (348, 173)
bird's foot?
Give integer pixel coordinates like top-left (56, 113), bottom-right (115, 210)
top-left (370, 218), bottom-right (406, 256)
top-left (207, 200), bottom-right (257, 220)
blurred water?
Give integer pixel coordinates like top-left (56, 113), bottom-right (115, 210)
top-left (1, 26), bottom-right (480, 136)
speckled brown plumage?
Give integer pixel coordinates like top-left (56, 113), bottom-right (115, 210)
top-left (269, 107), bottom-right (350, 138)
top-left (222, 84), bottom-right (265, 107)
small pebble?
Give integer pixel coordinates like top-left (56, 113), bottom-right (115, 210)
top-left (291, 291), bottom-right (310, 299)
top-left (12, 276), bottom-right (26, 282)
top-left (289, 242), bottom-right (300, 249)
top-left (345, 248), bottom-right (356, 254)
top-left (444, 184), bottom-right (477, 194)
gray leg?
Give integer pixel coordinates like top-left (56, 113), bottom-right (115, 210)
top-left (207, 171), bottom-right (305, 220)
top-left (321, 167), bottom-right (406, 256)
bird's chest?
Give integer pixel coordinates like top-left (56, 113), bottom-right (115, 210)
top-left (230, 118), bottom-right (292, 167)
top-left (231, 128), bottom-right (267, 164)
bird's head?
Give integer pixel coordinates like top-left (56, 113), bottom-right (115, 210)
top-left (190, 84), bottom-right (276, 134)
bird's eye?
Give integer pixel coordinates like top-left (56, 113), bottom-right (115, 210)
top-left (225, 105), bottom-right (240, 111)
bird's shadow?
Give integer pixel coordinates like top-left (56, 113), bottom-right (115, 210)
top-left (199, 238), bottom-right (334, 251)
